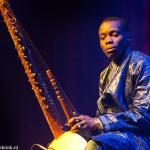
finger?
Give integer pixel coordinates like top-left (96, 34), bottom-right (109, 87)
top-left (75, 117), bottom-right (80, 123)
top-left (78, 120), bottom-right (88, 129)
top-left (82, 124), bottom-right (88, 129)
top-left (71, 123), bottom-right (81, 131)
top-left (78, 115), bottom-right (88, 119)
top-left (77, 115), bottom-right (83, 120)
top-left (67, 117), bottom-right (76, 126)
top-left (71, 124), bottom-right (77, 131)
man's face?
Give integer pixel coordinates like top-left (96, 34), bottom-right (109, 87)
top-left (98, 20), bottom-right (129, 60)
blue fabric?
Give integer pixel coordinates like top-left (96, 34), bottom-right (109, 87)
top-left (92, 132), bottom-right (150, 150)
top-left (94, 51), bottom-right (150, 149)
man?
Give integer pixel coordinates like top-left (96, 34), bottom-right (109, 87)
top-left (68, 17), bottom-right (150, 150)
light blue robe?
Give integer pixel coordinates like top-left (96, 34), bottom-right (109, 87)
top-left (92, 51), bottom-right (150, 149)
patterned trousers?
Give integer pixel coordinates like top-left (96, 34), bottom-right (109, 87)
top-left (84, 132), bottom-right (150, 150)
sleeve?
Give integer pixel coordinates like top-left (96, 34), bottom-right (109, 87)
top-left (97, 61), bottom-right (150, 133)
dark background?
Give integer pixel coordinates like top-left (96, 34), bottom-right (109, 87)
top-left (0, 0), bottom-right (150, 149)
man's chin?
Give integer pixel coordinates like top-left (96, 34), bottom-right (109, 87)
top-left (107, 53), bottom-right (116, 60)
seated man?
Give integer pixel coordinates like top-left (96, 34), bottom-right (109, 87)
top-left (68, 17), bottom-right (150, 150)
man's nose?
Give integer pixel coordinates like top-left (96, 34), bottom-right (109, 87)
top-left (105, 36), bottom-right (113, 44)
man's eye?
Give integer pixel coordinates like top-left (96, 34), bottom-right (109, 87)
top-left (112, 32), bottom-right (119, 37)
top-left (100, 35), bottom-right (106, 40)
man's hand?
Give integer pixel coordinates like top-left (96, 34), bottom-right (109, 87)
top-left (67, 115), bottom-right (98, 132)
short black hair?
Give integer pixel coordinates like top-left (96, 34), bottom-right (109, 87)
top-left (100, 17), bottom-right (129, 33)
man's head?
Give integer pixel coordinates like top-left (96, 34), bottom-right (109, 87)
top-left (98, 17), bottom-right (130, 61)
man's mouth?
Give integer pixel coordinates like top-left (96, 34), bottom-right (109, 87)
top-left (106, 47), bottom-right (117, 53)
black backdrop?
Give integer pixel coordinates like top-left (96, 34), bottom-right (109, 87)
top-left (0, 0), bottom-right (150, 149)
